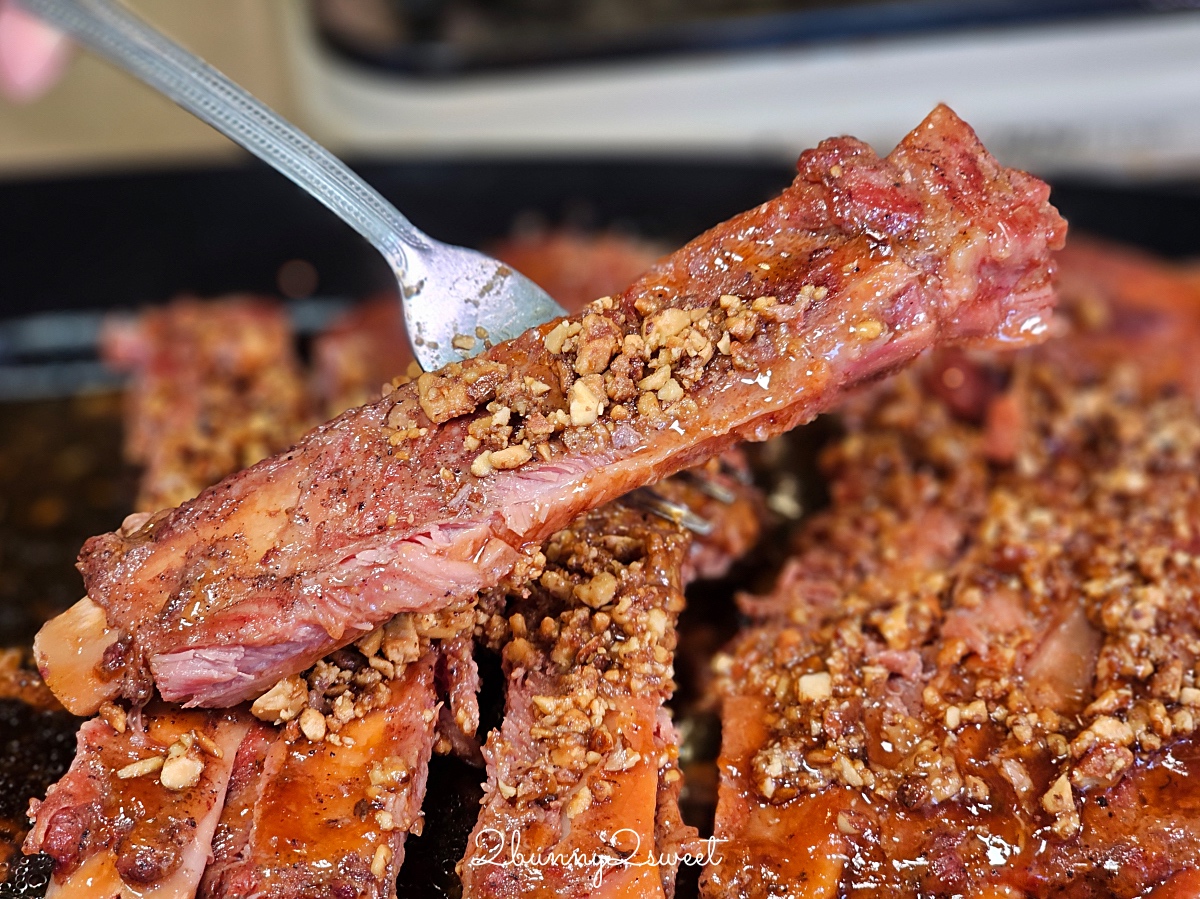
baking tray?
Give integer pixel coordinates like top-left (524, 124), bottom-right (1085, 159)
top-left (1, 159), bottom-right (1198, 897)
top-left (311, 0), bottom-right (1162, 76)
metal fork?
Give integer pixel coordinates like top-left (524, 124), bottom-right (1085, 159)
top-left (18, 0), bottom-right (564, 373)
top-left (20, 0), bottom-right (736, 532)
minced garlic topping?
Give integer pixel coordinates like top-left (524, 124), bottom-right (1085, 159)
top-left (723, 354), bottom-right (1200, 840)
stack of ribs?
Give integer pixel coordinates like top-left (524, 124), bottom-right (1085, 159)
top-left (704, 237), bottom-right (1200, 898)
top-left (20, 104), bottom-right (1070, 897)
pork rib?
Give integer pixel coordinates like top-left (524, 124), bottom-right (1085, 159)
top-left (39, 104), bottom-right (1065, 713)
top-left (24, 706), bottom-right (249, 898)
top-left (101, 296), bottom-right (312, 513)
top-left (460, 503), bottom-right (695, 899)
top-left (199, 656), bottom-right (438, 899)
top-left (703, 244), bottom-right (1200, 897)
top-left (197, 466), bottom-right (758, 899)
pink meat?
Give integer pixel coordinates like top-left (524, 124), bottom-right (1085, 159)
top-left (25, 707), bottom-right (249, 897)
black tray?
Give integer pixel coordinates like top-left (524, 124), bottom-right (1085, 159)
top-left (312, 0), bottom-right (1164, 77)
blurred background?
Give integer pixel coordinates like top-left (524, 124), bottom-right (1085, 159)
top-left (5, 0), bottom-right (1200, 175)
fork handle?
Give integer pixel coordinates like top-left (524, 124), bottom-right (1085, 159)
top-left (18, 0), bottom-right (424, 275)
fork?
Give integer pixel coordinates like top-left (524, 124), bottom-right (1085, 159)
top-left (18, 0), bottom-right (565, 373)
top-left (20, 0), bottom-right (733, 534)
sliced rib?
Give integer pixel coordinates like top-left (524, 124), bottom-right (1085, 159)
top-left (202, 468), bottom-right (759, 899)
top-left (460, 503), bottom-right (695, 898)
top-left (704, 241), bottom-right (1200, 897)
top-left (24, 706), bottom-right (249, 898)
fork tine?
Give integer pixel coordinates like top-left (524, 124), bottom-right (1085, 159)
top-left (624, 487), bottom-right (714, 537)
top-left (718, 457), bottom-right (755, 486)
top-left (678, 470), bottom-right (737, 505)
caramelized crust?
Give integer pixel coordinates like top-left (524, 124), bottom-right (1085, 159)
top-left (50, 105), bottom-right (1064, 713)
top-left (705, 241), bottom-right (1200, 898)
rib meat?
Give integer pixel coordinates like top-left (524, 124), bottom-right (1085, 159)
top-left (199, 656), bottom-right (437, 899)
top-left (24, 706), bottom-right (249, 898)
top-left (460, 503), bottom-right (695, 899)
top-left (40, 104), bottom-right (1065, 713)
top-left (703, 239), bottom-right (1200, 898)
top-left (101, 296), bottom-right (312, 513)
top-left (488, 230), bottom-right (665, 315)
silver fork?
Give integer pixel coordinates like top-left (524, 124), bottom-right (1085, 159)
top-left (20, 0), bottom-right (733, 533)
top-left (18, 0), bottom-right (564, 373)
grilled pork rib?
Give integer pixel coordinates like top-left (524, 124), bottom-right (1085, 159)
top-left (101, 297), bottom-right (312, 513)
top-left (37, 105), bottom-right (1065, 714)
top-left (26, 272), bottom-right (765, 898)
top-left (199, 657), bottom-right (438, 899)
top-left (461, 505), bottom-right (694, 899)
top-left (461, 464), bottom-right (762, 899)
top-left (25, 706), bottom-right (250, 898)
top-left (704, 241), bottom-right (1200, 898)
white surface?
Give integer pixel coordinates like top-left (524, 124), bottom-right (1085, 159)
top-left (283, 9), bottom-right (1200, 179)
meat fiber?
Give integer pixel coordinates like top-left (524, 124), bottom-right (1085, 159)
top-left (703, 239), bottom-right (1200, 898)
top-left (38, 105), bottom-right (1065, 714)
